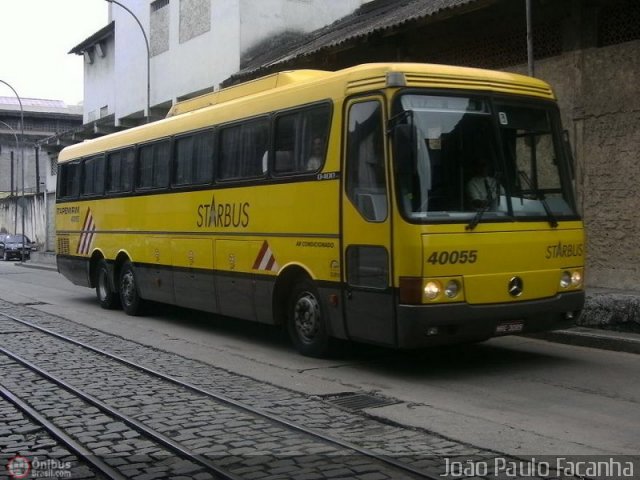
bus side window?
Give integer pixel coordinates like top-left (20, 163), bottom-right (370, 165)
top-left (82, 155), bottom-right (105, 197)
top-left (106, 151), bottom-right (123, 193)
top-left (137, 140), bottom-right (171, 190)
top-left (174, 130), bottom-right (214, 186)
top-left (273, 104), bottom-right (331, 175)
top-left (274, 114), bottom-right (296, 174)
top-left (219, 119), bottom-right (268, 180)
top-left (346, 101), bottom-right (387, 222)
top-left (58, 161), bottom-right (81, 199)
top-left (301, 105), bottom-right (330, 172)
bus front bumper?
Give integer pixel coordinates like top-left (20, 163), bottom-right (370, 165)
top-left (395, 291), bottom-right (585, 348)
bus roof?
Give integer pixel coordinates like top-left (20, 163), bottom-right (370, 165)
top-left (58, 62), bottom-right (554, 163)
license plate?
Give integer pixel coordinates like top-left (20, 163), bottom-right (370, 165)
top-left (495, 321), bottom-right (524, 335)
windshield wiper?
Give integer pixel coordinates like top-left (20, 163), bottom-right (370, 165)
top-left (518, 170), bottom-right (558, 228)
top-left (466, 204), bottom-right (490, 231)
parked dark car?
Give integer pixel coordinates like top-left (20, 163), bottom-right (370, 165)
top-left (0, 234), bottom-right (35, 261)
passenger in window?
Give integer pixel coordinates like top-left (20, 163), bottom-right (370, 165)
top-left (466, 158), bottom-right (502, 210)
top-left (307, 137), bottom-right (324, 171)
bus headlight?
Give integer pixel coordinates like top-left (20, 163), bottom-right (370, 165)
top-left (444, 280), bottom-right (461, 298)
top-left (560, 269), bottom-right (583, 289)
top-left (571, 270), bottom-right (583, 287)
top-left (424, 281), bottom-right (441, 301)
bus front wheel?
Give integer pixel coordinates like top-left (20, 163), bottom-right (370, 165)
top-left (96, 259), bottom-right (120, 309)
top-left (119, 261), bottom-right (146, 316)
top-left (287, 279), bottom-right (330, 357)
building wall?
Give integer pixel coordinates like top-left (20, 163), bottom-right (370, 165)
top-left (575, 41), bottom-right (640, 288)
top-left (83, 34), bottom-right (116, 124)
top-left (112, 1), bottom-right (150, 120)
top-left (104, 0), bottom-right (364, 122)
top-left (238, 0), bottom-right (362, 64)
top-left (0, 194), bottom-right (49, 249)
top-left (151, 0), bottom-right (241, 105)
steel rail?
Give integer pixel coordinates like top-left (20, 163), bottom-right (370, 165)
top-left (0, 384), bottom-right (127, 480)
top-left (0, 345), bottom-right (240, 480)
top-left (0, 312), bottom-right (440, 480)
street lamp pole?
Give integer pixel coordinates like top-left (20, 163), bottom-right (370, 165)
top-left (105, 0), bottom-right (151, 123)
top-left (0, 79), bottom-right (26, 262)
top-left (525, 0), bottom-right (535, 77)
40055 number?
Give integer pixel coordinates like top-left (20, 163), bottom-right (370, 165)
top-left (427, 250), bottom-right (478, 265)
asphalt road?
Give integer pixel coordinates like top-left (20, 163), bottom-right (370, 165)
top-left (1, 260), bottom-right (638, 458)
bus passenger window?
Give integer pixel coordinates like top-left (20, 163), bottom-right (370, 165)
top-left (274, 115), bottom-right (296, 173)
top-left (82, 155), bottom-right (105, 196)
top-left (193, 131), bottom-right (214, 184)
top-left (107, 149), bottom-right (134, 193)
top-left (174, 136), bottom-right (195, 185)
top-left (346, 101), bottom-right (387, 222)
top-left (273, 104), bottom-right (330, 175)
top-left (121, 149), bottom-right (135, 192)
top-left (106, 151), bottom-right (122, 193)
top-left (301, 105), bottom-right (330, 172)
top-left (137, 140), bottom-right (171, 190)
top-left (59, 161), bottom-right (81, 199)
top-left (174, 131), bottom-right (214, 186)
top-left (219, 119), bottom-right (268, 180)
top-left (138, 145), bottom-right (154, 189)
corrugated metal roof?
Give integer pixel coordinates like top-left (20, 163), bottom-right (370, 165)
top-left (0, 97), bottom-right (82, 116)
top-left (231, 0), bottom-right (485, 82)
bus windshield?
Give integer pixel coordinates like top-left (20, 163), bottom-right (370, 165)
top-left (394, 94), bottom-right (577, 223)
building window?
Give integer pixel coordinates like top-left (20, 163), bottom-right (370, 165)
top-left (150, 0), bottom-right (170, 56)
top-left (179, 0), bottom-right (211, 43)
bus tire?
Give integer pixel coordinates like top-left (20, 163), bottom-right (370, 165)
top-left (96, 259), bottom-right (120, 309)
top-left (287, 279), bottom-right (331, 357)
top-left (119, 261), bottom-right (146, 316)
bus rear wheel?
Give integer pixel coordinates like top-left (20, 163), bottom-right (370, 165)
top-left (287, 279), bottom-right (331, 357)
top-left (96, 259), bottom-right (120, 309)
top-left (119, 261), bottom-right (146, 316)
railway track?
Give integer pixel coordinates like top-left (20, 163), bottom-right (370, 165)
top-left (0, 311), bottom-right (445, 480)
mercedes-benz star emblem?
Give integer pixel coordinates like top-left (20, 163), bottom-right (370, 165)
top-left (508, 276), bottom-right (524, 297)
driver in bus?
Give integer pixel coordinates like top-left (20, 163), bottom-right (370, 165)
top-left (466, 157), bottom-right (501, 210)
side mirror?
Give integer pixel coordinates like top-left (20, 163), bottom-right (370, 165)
top-left (393, 124), bottom-right (418, 175)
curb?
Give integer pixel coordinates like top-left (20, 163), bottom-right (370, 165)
top-left (527, 327), bottom-right (640, 355)
top-left (14, 262), bottom-right (58, 272)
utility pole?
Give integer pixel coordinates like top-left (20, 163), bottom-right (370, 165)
top-left (526, 0), bottom-right (535, 77)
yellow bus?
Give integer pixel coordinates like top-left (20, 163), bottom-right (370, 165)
top-left (56, 63), bottom-right (585, 357)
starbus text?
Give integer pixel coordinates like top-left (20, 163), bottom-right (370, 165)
top-left (197, 195), bottom-right (250, 228)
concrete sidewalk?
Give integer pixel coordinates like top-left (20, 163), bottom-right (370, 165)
top-left (533, 287), bottom-right (640, 354)
top-left (14, 252), bottom-right (640, 354)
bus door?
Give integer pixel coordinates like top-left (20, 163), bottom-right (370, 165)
top-left (341, 98), bottom-right (395, 346)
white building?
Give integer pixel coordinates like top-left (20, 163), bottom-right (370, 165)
top-left (71, 0), bottom-right (365, 127)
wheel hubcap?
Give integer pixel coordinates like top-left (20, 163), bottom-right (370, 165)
top-left (294, 292), bottom-right (320, 343)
